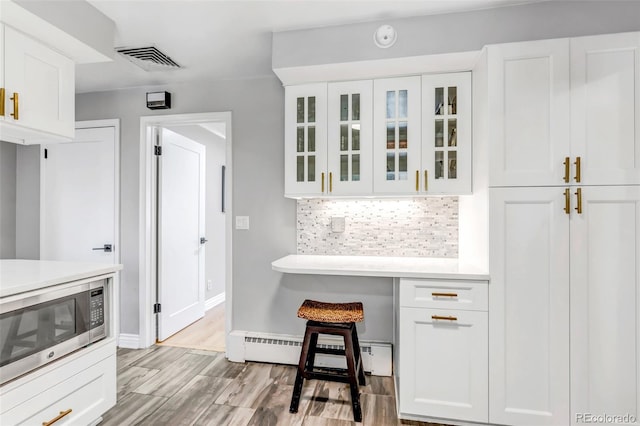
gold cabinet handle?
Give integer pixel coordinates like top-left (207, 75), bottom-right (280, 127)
top-left (329, 172), bottom-right (333, 193)
top-left (415, 170), bottom-right (419, 192)
top-left (0, 88), bottom-right (5, 116)
top-left (321, 172), bottom-right (325, 193)
top-left (575, 187), bottom-right (582, 214)
top-left (432, 292), bottom-right (458, 298)
top-left (564, 188), bottom-right (571, 215)
top-left (563, 157), bottom-right (570, 183)
top-left (424, 170), bottom-right (428, 191)
top-left (43, 409), bottom-right (72, 426)
top-left (432, 315), bottom-right (458, 321)
top-left (10, 92), bottom-right (18, 120)
top-left (574, 157), bottom-right (581, 183)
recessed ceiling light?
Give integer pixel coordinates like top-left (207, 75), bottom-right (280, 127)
top-left (373, 25), bottom-right (397, 49)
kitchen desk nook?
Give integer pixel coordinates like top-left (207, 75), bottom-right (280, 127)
top-left (0, 260), bottom-right (122, 426)
top-left (272, 254), bottom-right (490, 424)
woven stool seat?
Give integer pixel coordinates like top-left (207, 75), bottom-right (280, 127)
top-left (297, 299), bottom-right (364, 323)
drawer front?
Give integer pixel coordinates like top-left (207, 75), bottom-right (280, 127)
top-left (400, 278), bottom-right (488, 311)
top-left (2, 355), bottom-right (116, 426)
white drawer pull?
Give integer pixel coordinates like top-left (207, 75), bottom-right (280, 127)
top-left (432, 315), bottom-right (458, 321)
top-left (43, 409), bottom-right (72, 426)
top-left (432, 292), bottom-right (458, 298)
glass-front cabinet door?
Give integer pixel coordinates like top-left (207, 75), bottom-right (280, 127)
top-left (327, 80), bottom-right (373, 195)
top-left (373, 76), bottom-right (422, 194)
top-left (422, 72), bottom-right (471, 194)
top-left (284, 83), bottom-right (327, 197)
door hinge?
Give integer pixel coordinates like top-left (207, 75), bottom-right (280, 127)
top-left (154, 145), bottom-right (162, 156)
top-left (44, 148), bottom-right (48, 159)
top-left (153, 303), bottom-right (161, 314)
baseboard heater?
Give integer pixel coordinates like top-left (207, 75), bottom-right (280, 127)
top-left (243, 333), bottom-right (392, 376)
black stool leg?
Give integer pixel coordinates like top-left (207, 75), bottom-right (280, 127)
top-left (351, 324), bottom-right (366, 386)
top-left (306, 331), bottom-right (319, 372)
top-left (290, 324), bottom-right (313, 413)
top-left (344, 329), bottom-right (363, 422)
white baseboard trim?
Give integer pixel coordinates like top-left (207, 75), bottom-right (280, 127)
top-left (230, 330), bottom-right (392, 376)
top-left (205, 292), bottom-right (225, 311)
top-left (118, 333), bottom-right (141, 349)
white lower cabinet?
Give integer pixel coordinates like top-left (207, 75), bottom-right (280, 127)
top-left (0, 342), bottom-right (116, 426)
top-left (398, 279), bottom-right (488, 423)
top-left (570, 185), bottom-right (640, 426)
top-left (489, 185), bottom-right (640, 426)
top-left (489, 187), bottom-right (570, 426)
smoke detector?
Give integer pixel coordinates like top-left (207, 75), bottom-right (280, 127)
top-left (116, 46), bottom-right (181, 72)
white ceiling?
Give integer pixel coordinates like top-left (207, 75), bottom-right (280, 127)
top-left (78, 0), bottom-right (533, 93)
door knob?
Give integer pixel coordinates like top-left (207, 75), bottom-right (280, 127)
top-left (200, 238), bottom-right (208, 244)
top-left (92, 244), bottom-right (113, 252)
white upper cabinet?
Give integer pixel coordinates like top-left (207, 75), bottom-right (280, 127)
top-left (488, 38), bottom-right (571, 187)
top-left (284, 83), bottom-right (328, 197)
top-left (373, 76), bottom-right (422, 195)
top-left (489, 32), bottom-right (640, 187)
top-left (422, 72), bottom-right (472, 194)
top-left (284, 73), bottom-right (473, 197)
top-left (1, 25), bottom-right (75, 144)
top-left (327, 80), bottom-right (373, 195)
top-left (571, 32), bottom-right (640, 186)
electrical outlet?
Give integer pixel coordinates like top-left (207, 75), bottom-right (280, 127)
top-left (331, 217), bottom-right (346, 233)
top-left (236, 216), bottom-right (250, 230)
top-left (207, 280), bottom-right (212, 291)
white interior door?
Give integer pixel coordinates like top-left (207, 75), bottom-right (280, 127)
top-left (40, 126), bottom-right (117, 264)
top-left (157, 128), bottom-right (206, 341)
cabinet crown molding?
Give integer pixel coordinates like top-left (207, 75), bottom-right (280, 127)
top-left (273, 50), bottom-right (480, 86)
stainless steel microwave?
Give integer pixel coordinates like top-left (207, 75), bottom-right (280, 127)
top-left (0, 279), bottom-right (108, 385)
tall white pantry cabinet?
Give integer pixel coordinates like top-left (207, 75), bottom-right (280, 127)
top-left (487, 32), bottom-right (640, 426)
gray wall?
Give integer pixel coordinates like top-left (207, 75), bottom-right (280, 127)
top-left (75, 76), bottom-right (297, 336)
top-left (0, 142), bottom-right (39, 259)
top-left (272, 1), bottom-right (640, 69)
top-left (203, 132), bottom-right (227, 299)
top-left (0, 142), bottom-right (17, 259)
top-left (16, 145), bottom-right (40, 259)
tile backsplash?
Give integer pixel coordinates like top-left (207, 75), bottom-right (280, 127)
top-left (297, 198), bottom-right (458, 257)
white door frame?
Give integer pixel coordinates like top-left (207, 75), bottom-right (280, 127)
top-left (139, 112), bottom-right (233, 350)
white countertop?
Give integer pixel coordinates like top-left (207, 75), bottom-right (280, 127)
top-left (272, 255), bottom-right (489, 280)
top-left (0, 259), bottom-right (123, 298)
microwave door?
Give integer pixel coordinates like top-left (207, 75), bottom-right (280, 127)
top-left (0, 286), bottom-right (92, 384)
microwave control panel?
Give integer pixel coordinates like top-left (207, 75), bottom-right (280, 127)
top-left (90, 288), bottom-right (104, 328)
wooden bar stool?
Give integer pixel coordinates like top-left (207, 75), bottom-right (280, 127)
top-left (289, 299), bottom-right (366, 422)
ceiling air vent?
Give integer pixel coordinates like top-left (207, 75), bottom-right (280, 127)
top-left (116, 46), bottom-right (181, 72)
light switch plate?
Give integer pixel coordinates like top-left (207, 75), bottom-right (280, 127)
top-left (331, 217), bottom-right (346, 233)
top-left (236, 216), bottom-right (250, 230)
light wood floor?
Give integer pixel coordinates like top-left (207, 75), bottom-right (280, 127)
top-left (103, 346), bottom-right (445, 426)
top-left (157, 303), bottom-right (225, 352)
